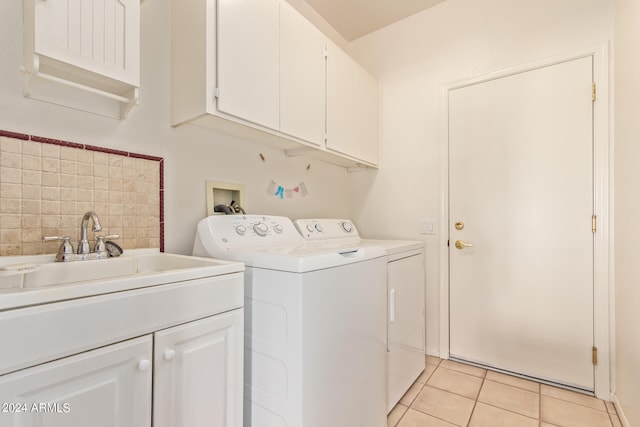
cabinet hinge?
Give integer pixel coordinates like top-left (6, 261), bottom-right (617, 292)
top-left (592, 214), bottom-right (597, 233)
top-left (213, 87), bottom-right (220, 101)
top-left (592, 82), bottom-right (596, 101)
top-left (592, 346), bottom-right (598, 365)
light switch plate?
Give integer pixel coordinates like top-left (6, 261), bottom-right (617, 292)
top-left (420, 218), bottom-right (436, 235)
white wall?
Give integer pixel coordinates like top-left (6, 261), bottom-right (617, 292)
top-left (0, 0), bottom-right (351, 255)
top-left (347, 0), bottom-right (614, 356)
top-left (614, 0), bottom-right (640, 424)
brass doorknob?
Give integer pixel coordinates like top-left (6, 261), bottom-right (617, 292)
top-left (455, 240), bottom-right (473, 250)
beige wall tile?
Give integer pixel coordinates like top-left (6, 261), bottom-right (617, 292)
top-left (77, 150), bottom-right (93, 163)
top-left (42, 172), bottom-right (60, 187)
top-left (41, 143), bottom-right (60, 159)
top-left (1, 140), bottom-right (161, 255)
top-left (1, 167), bottom-right (21, 183)
top-left (22, 185), bottom-right (41, 200)
top-left (21, 155), bottom-right (40, 170)
top-left (93, 151), bottom-right (109, 165)
top-left (60, 174), bottom-right (78, 188)
top-left (1, 152), bottom-right (21, 168)
top-left (22, 170), bottom-right (41, 185)
top-left (60, 160), bottom-right (77, 175)
top-left (1, 137), bottom-right (22, 153)
top-left (22, 140), bottom-right (40, 156)
top-left (1, 199), bottom-right (21, 214)
top-left (1, 183), bottom-right (21, 198)
top-left (77, 162), bottom-right (93, 176)
top-left (20, 200), bottom-right (42, 215)
top-left (60, 146), bottom-right (77, 161)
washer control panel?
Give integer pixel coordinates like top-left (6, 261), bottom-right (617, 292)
top-left (294, 219), bottom-right (359, 240)
top-left (200, 215), bottom-right (303, 250)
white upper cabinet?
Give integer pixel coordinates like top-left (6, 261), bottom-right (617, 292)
top-left (171, 0), bottom-right (379, 168)
top-left (326, 42), bottom-right (380, 166)
top-left (22, 0), bottom-right (140, 119)
top-left (217, 0), bottom-right (279, 130)
top-left (279, 1), bottom-right (326, 147)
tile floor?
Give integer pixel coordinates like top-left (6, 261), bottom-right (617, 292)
top-left (388, 356), bottom-right (622, 427)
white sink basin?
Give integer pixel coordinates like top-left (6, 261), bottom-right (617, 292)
top-left (0, 249), bottom-right (244, 311)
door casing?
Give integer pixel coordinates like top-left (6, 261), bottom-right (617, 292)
top-left (438, 43), bottom-right (611, 399)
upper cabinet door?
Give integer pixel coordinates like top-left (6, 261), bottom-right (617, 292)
top-left (217, 0), bottom-right (280, 131)
top-left (326, 42), bottom-right (380, 165)
top-left (279, 2), bottom-right (326, 147)
top-left (33, 0), bottom-right (140, 85)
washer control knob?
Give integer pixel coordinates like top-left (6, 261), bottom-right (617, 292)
top-left (235, 225), bottom-right (247, 235)
top-left (341, 222), bottom-right (353, 233)
top-left (314, 224), bottom-right (324, 232)
top-left (306, 224), bottom-right (315, 232)
top-left (254, 222), bottom-right (269, 236)
top-left (273, 224), bottom-right (283, 234)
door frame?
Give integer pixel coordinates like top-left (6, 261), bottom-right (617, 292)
top-left (438, 43), bottom-right (611, 399)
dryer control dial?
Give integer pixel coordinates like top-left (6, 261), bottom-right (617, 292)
top-left (273, 224), bottom-right (283, 234)
top-left (235, 225), bottom-right (247, 235)
top-left (340, 221), bottom-right (353, 233)
top-left (253, 222), bottom-right (269, 236)
top-left (314, 224), bottom-right (323, 232)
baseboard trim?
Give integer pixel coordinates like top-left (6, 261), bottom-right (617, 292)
top-left (611, 394), bottom-right (631, 427)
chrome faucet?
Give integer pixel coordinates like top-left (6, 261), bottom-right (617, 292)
top-left (78, 211), bottom-right (102, 254)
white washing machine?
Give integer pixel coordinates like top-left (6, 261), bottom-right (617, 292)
top-left (193, 215), bottom-right (387, 427)
top-left (294, 219), bottom-right (426, 413)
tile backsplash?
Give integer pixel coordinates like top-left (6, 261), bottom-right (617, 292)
top-left (0, 130), bottom-right (164, 256)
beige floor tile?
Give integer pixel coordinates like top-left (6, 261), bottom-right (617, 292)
top-left (439, 359), bottom-right (487, 378)
top-left (541, 395), bottom-right (613, 427)
top-left (478, 380), bottom-right (539, 418)
top-left (485, 370), bottom-right (539, 393)
top-left (426, 355), bottom-right (442, 366)
top-left (399, 380), bottom-right (424, 406)
top-left (388, 404), bottom-right (408, 427)
top-left (605, 401), bottom-right (617, 414)
top-left (540, 423), bottom-right (560, 427)
top-left (397, 409), bottom-right (458, 427)
top-left (411, 385), bottom-right (475, 426)
top-left (416, 363), bottom-right (437, 384)
top-left (541, 385), bottom-right (607, 412)
top-left (427, 366), bottom-right (484, 400)
top-left (468, 402), bottom-right (538, 427)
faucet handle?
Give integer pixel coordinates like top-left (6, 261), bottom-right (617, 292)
top-left (94, 235), bottom-right (120, 257)
top-left (43, 236), bottom-right (74, 261)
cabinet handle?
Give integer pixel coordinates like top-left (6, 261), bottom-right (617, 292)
top-left (164, 349), bottom-right (176, 361)
top-left (137, 359), bottom-right (151, 371)
top-left (389, 288), bottom-right (396, 323)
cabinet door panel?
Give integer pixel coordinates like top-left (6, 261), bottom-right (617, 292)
top-left (34, 0), bottom-right (140, 84)
top-left (326, 43), bottom-right (379, 165)
top-left (217, 0), bottom-right (279, 130)
top-left (153, 309), bottom-right (244, 427)
top-left (280, 2), bottom-right (326, 146)
top-left (0, 336), bottom-right (152, 427)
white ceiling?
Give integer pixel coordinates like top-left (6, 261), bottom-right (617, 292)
top-left (302, 0), bottom-right (447, 41)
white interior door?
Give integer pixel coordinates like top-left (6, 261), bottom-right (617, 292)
top-left (448, 56), bottom-right (595, 391)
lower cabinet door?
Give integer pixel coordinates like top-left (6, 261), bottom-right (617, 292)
top-left (153, 309), bottom-right (244, 427)
top-left (0, 336), bottom-right (153, 427)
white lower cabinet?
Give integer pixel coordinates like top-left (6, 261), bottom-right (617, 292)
top-left (153, 309), bottom-right (244, 427)
top-left (0, 311), bottom-right (244, 427)
top-left (0, 336), bottom-right (153, 427)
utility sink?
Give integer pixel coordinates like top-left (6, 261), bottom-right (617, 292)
top-left (0, 249), bottom-right (244, 311)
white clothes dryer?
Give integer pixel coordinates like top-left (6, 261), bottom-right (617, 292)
top-left (193, 215), bottom-right (387, 427)
top-left (294, 219), bottom-right (426, 413)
